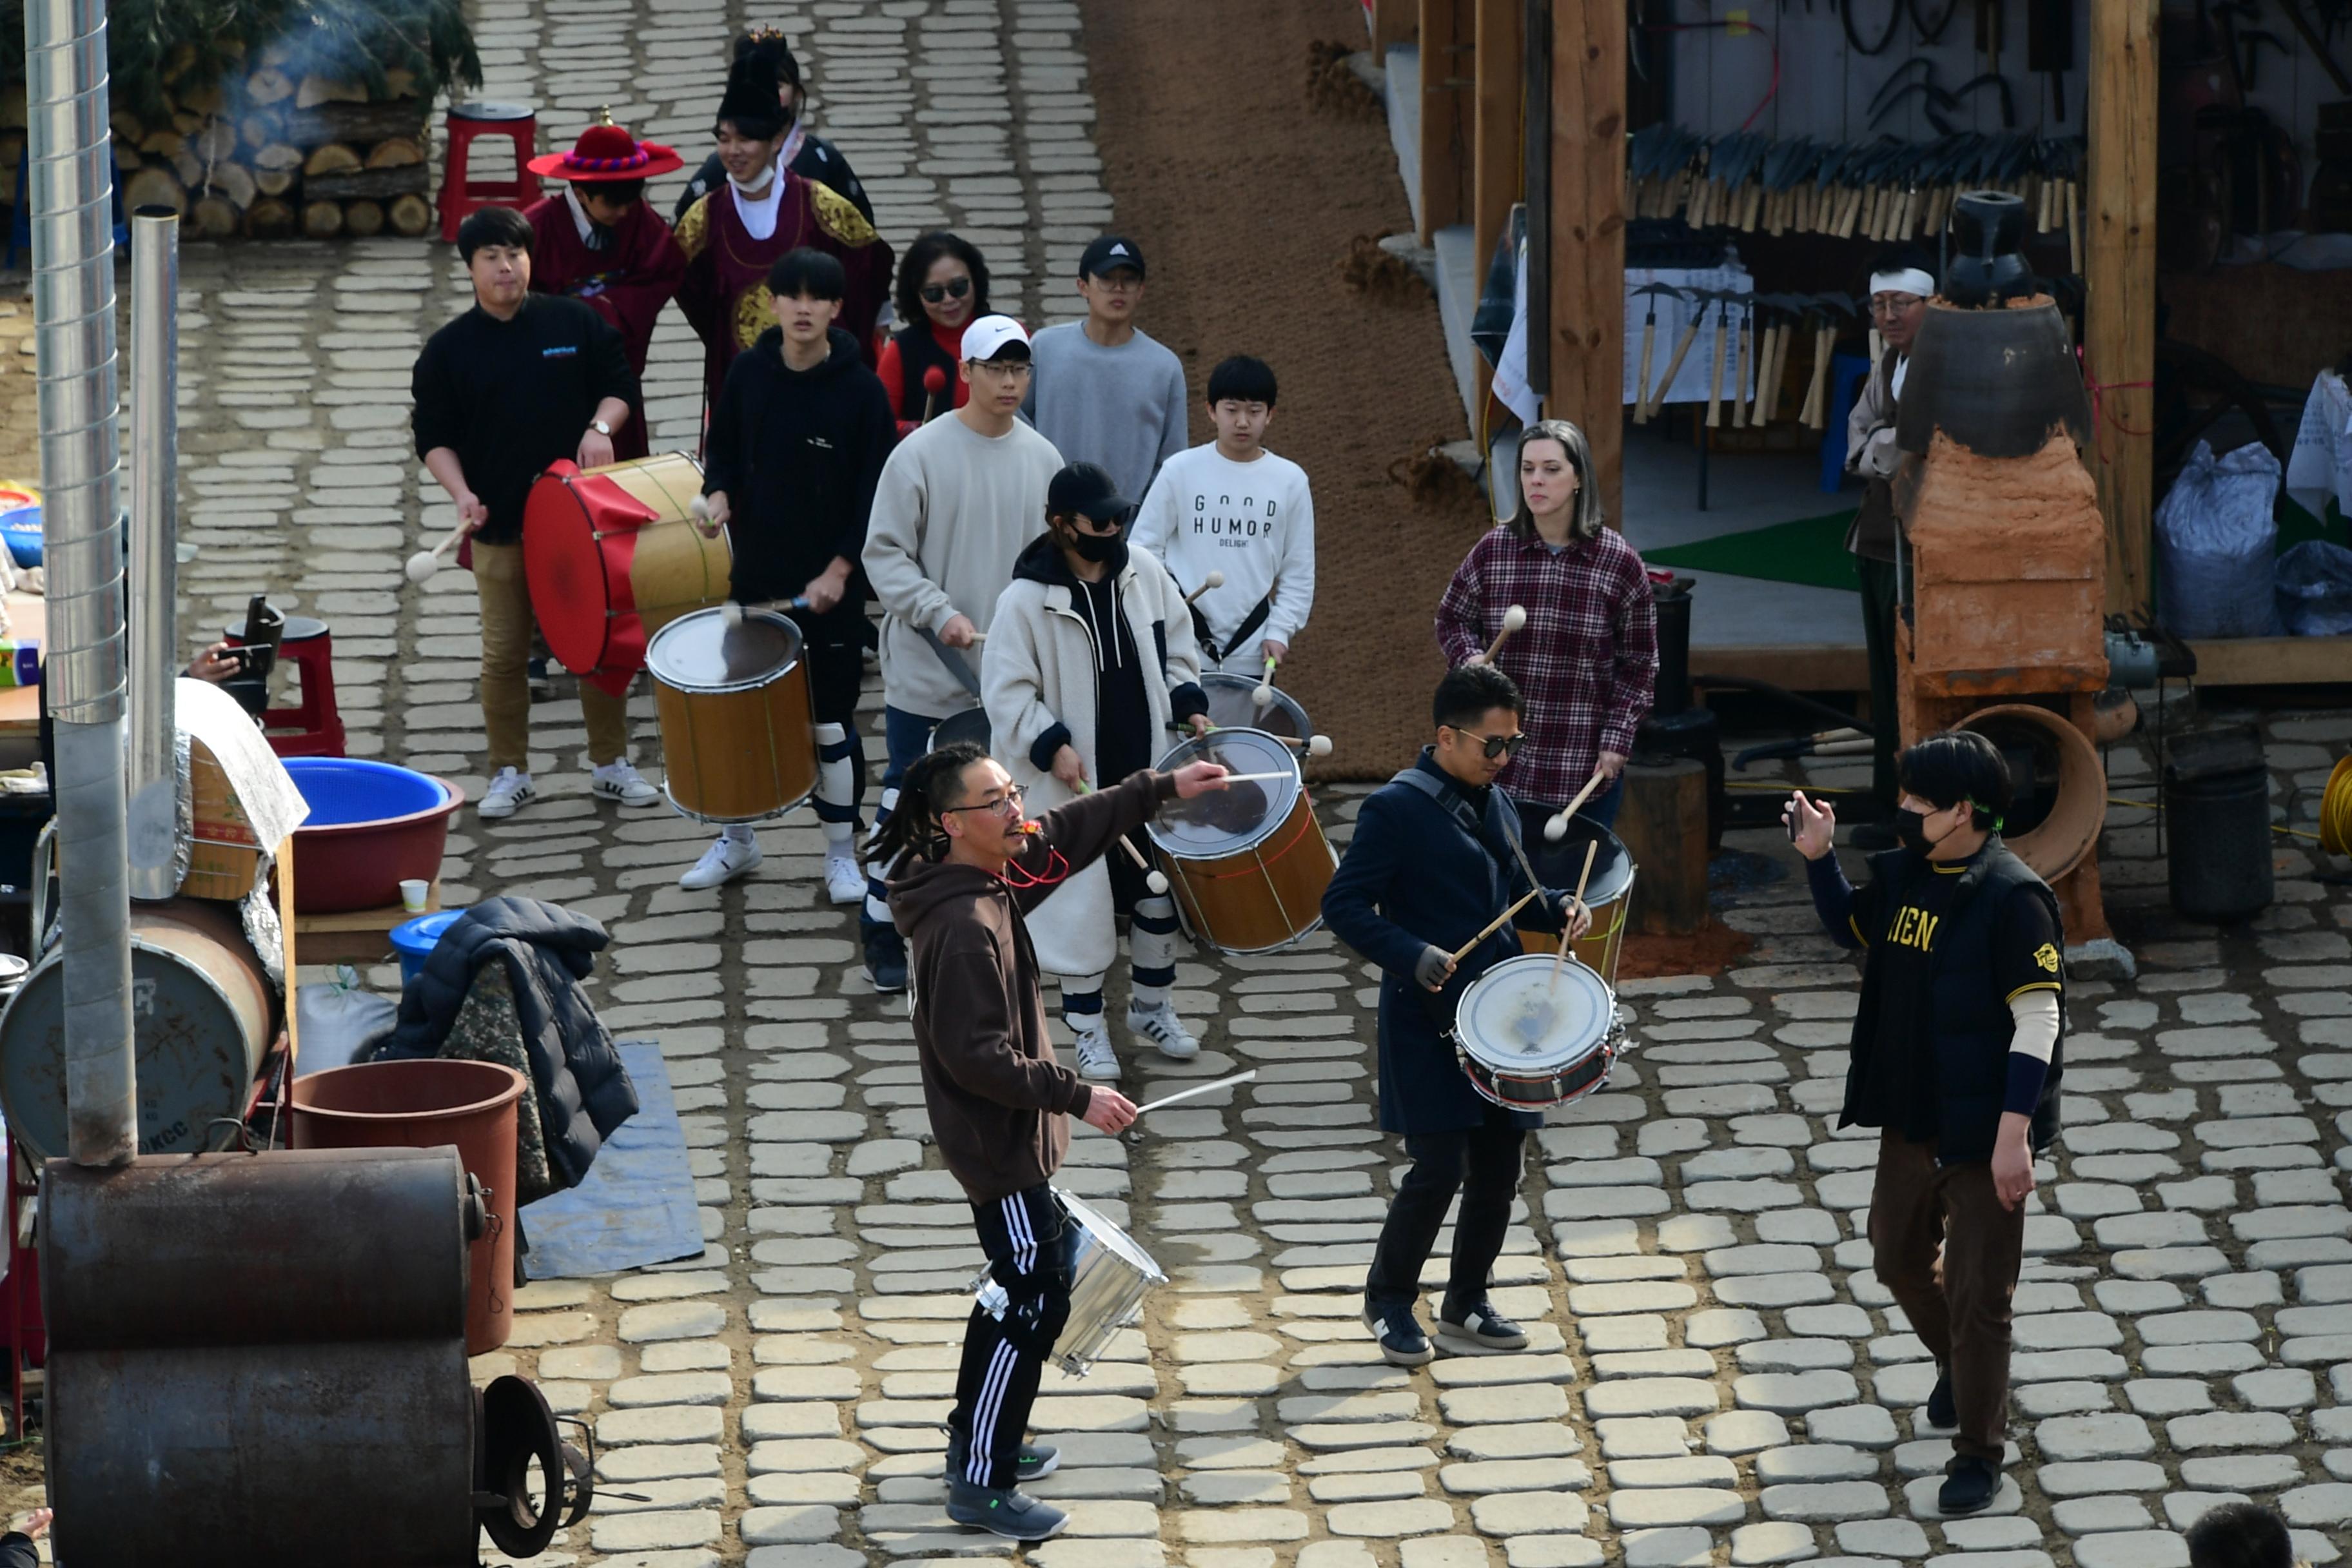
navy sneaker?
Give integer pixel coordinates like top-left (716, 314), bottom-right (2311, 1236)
top-left (1436, 1299), bottom-right (1530, 1352)
top-left (864, 928), bottom-right (907, 992)
top-left (1363, 1301), bottom-right (1434, 1367)
top-left (944, 1430), bottom-right (1061, 1484)
top-left (1938, 1455), bottom-right (1999, 1515)
top-left (946, 1478), bottom-right (1067, 1541)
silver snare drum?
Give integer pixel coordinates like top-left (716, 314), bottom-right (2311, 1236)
top-left (972, 1189), bottom-right (1168, 1377)
top-left (1449, 953), bottom-right (1622, 1111)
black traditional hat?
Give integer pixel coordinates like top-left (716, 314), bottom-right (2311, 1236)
top-left (714, 52), bottom-right (785, 139)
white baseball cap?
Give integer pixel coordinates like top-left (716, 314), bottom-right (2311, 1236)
top-left (959, 314), bottom-right (1032, 364)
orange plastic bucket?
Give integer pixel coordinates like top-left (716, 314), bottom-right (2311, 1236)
top-left (289, 1059), bottom-right (526, 1353)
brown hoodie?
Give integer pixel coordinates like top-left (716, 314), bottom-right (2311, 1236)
top-left (890, 768), bottom-right (1178, 1202)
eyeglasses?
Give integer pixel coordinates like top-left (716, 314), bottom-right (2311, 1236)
top-left (1085, 272), bottom-right (1144, 292)
top-left (921, 277), bottom-right (974, 304)
top-left (1450, 727), bottom-right (1526, 760)
top-left (945, 784), bottom-right (1025, 821)
top-left (968, 359), bottom-right (1033, 379)
top-left (1869, 293), bottom-right (1923, 317)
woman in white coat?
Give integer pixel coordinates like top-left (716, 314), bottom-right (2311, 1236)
top-left (982, 462), bottom-right (1211, 1081)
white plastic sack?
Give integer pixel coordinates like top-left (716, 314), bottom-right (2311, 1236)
top-left (2275, 539), bottom-right (2352, 636)
top-left (295, 965), bottom-right (397, 1076)
top-left (2156, 440), bottom-right (2285, 638)
top-left (2285, 369), bottom-right (2352, 521)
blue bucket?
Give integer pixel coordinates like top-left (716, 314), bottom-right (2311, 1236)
top-left (390, 908), bottom-right (467, 987)
top-left (0, 505), bottom-right (41, 569)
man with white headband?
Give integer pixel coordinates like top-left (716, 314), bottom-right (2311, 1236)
top-left (1845, 248), bottom-right (1936, 843)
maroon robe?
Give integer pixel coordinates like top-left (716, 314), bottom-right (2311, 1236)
top-left (674, 172), bottom-right (892, 417)
top-left (525, 193), bottom-right (687, 464)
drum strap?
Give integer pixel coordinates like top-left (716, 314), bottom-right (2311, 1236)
top-left (1201, 594), bottom-right (1273, 663)
top-left (1387, 769), bottom-right (1507, 910)
top-left (914, 623), bottom-right (985, 698)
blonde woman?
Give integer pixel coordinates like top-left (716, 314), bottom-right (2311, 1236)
top-left (1435, 420), bottom-right (1658, 832)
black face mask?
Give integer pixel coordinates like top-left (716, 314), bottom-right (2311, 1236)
top-left (1066, 528), bottom-right (1122, 564)
top-left (1894, 808), bottom-right (1935, 856)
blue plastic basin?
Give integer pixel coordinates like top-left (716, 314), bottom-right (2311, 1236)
top-left (0, 505), bottom-right (41, 568)
top-left (286, 757), bottom-right (454, 825)
top-left (391, 908), bottom-right (467, 986)
top-left (284, 757), bottom-right (463, 913)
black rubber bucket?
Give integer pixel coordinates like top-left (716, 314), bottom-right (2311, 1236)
top-left (2164, 727), bottom-right (2274, 921)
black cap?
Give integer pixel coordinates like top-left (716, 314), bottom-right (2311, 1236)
top-left (1047, 462), bottom-right (1132, 523)
top-left (1079, 235), bottom-right (1146, 280)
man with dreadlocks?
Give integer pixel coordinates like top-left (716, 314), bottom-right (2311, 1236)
top-left (874, 741), bottom-right (1230, 1542)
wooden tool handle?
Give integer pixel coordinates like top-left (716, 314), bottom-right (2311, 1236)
top-left (1447, 889), bottom-right (1540, 968)
top-left (1706, 318), bottom-right (1728, 429)
top-left (1633, 317), bottom-right (1658, 425)
top-left (1731, 316), bottom-right (1752, 430)
top-left (1647, 320), bottom-right (1704, 420)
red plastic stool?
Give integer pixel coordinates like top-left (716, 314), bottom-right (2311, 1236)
top-left (224, 614), bottom-right (347, 758)
top-left (437, 102), bottom-right (542, 242)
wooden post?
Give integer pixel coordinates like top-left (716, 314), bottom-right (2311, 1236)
top-left (1471, 0), bottom-right (1522, 412)
top-left (2086, 0), bottom-right (2159, 620)
top-left (1545, 0), bottom-right (1627, 527)
top-left (1371, 0), bottom-right (1417, 51)
top-left (1419, 0), bottom-right (1473, 242)
top-left (1618, 759), bottom-right (1709, 936)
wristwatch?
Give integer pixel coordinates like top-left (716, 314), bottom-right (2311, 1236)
top-left (591, 418), bottom-right (613, 436)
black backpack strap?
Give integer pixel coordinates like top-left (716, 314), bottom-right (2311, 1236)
top-left (1387, 769), bottom-right (1505, 906)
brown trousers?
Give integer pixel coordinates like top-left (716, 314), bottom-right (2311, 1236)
top-left (1868, 1131), bottom-right (2024, 1463)
top-left (472, 540), bottom-right (631, 772)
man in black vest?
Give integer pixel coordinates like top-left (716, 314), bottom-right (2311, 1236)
top-left (1323, 664), bottom-right (1590, 1366)
top-left (1786, 730), bottom-right (2064, 1516)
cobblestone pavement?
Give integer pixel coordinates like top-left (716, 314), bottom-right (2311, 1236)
top-left (37, 0), bottom-right (2352, 1563)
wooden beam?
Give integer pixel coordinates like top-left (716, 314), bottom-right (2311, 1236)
top-left (1418, 0), bottom-right (1472, 242)
top-left (2085, 0), bottom-right (2159, 620)
top-left (1371, 0), bottom-right (1416, 52)
top-left (1544, 0), bottom-right (1626, 525)
top-left (1471, 0), bottom-right (1522, 413)
top-left (2186, 636), bottom-right (2352, 687)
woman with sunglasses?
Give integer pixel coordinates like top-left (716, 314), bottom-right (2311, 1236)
top-left (877, 231), bottom-right (991, 435)
top-left (1435, 418), bottom-right (1658, 837)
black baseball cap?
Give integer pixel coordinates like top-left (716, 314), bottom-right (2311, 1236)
top-left (1046, 462), bottom-right (1132, 523)
top-left (1079, 235), bottom-right (1146, 280)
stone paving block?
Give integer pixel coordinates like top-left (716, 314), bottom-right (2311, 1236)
top-left (2039, 1460), bottom-right (2172, 1496)
top-left (1473, 1491), bottom-right (1589, 1536)
top-left (599, 1406), bottom-right (725, 1446)
top-left (2035, 1413), bottom-right (2154, 1460)
top-left (1325, 1498), bottom-right (1456, 1537)
top-left (2166, 1411), bottom-right (2298, 1450)
top-left (1621, 1527), bottom-right (1716, 1568)
top-left (1705, 1411), bottom-right (1791, 1455)
top-left (1609, 1487), bottom-right (1745, 1529)
top-left (1754, 1446), bottom-right (1875, 1484)
top-left (2070, 1532), bottom-right (2190, 1568)
top-left (1401, 1538), bottom-right (1493, 1568)
top-left (1729, 1522), bottom-right (1820, 1565)
top-left (1500, 1539), bottom-right (1603, 1568)
top-left (1430, 1354), bottom-right (1578, 1387)
top-left (1439, 1458), bottom-right (1593, 1494)
top-left (1835, 1520), bottom-right (1928, 1556)
top-left (2281, 1483), bottom-right (2352, 1525)
top-left (1447, 1423), bottom-right (1583, 1460)
top-left (1801, 1405), bottom-right (1899, 1449)
top-left (1442, 1385), bottom-right (1570, 1425)
top-left (1607, 1457), bottom-right (1739, 1489)
top-left (594, 1510), bottom-right (725, 1552)
top-left (1583, 1378), bottom-right (1721, 1419)
top-left (1733, 1371), bottom-right (1859, 1413)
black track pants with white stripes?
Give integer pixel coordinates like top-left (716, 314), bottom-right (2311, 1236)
top-left (950, 1184), bottom-right (1074, 1490)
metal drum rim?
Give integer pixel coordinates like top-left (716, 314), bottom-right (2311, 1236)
top-left (645, 607), bottom-right (805, 694)
top-left (1453, 951), bottom-right (1616, 1074)
top-left (1200, 670), bottom-right (1310, 737)
top-left (1145, 728), bottom-right (1302, 860)
top-left (1055, 1187), bottom-right (1167, 1284)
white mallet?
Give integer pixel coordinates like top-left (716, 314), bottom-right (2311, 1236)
top-left (403, 526), bottom-right (466, 584)
top-left (1253, 653), bottom-right (1279, 709)
top-left (720, 600), bottom-right (744, 629)
top-left (1308, 734), bottom-right (1333, 758)
top-left (1184, 570), bottom-right (1226, 607)
top-left (1543, 765), bottom-right (1612, 842)
top-left (1114, 832), bottom-right (1169, 895)
top-left (1478, 604), bottom-right (1527, 665)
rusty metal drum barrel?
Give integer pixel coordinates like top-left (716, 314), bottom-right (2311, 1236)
top-left (41, 1146), bottom-right (480, 1567)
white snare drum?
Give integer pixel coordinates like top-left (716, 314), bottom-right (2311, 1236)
top-left (1450, 953), bottom-right (1623, 1112)
top-left (972, 1189), bottom-right (1166, 1377)
top-left (1202, 670), bottom-right (1308, 740)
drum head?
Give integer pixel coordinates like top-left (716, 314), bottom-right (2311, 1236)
top-left (1530, 814), bottom-right (1635, 910)
top-left (645, 607), bottom-right (801, 692)
top-left (931, 707), bottom-right (990, 752)
top-left (1202, 671), bottom-right (1307, 740)
top-left (1148, 729), bottom-right (1299, 858)
top-left (1456, 953), bottom-right (1614, 1073)
top-left (1055, 1188), bottom-right (1165, 1280)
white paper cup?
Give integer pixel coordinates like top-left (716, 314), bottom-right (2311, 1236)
top-left (399, 879), bottom-right (430, 914)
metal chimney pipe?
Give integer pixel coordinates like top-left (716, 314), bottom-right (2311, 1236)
top-left (126, 208), bottom-right (179, 904)
top-left (25, 0), bottom-right (138, 1166)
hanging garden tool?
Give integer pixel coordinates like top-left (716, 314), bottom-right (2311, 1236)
top-left (2026, 0), bottom-right (2075, 119)
top-left (1705, 293), bottom-right (1736, 429)
top-left (1731, 295), bottom-right (1755, 429)
top-left (1645, 288), bottom-right (1716, 422)
top-left (1630, 282), bottom-right (1685, 426)
top-left (1798, 293), bottom-right (1857, 432)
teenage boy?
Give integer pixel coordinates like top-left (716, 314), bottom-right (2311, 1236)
top-left (1021, 236), bottom-right (1188, 503)
top-left (411, 205), bottom-right (659, 819)
top-left (981, 463), bottom-right (1211, 1079)
top-left (861, 315), bottom-right (1065, 990)
top-left (686, 248), bottom-right (897, 894)
top-left (1132, 355), bottom-right (1316, 675)
top-left (1785, 729), bottom-right (2064, 1516)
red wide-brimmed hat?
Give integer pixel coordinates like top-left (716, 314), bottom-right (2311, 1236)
top-left (528, 115), bottom-right (685, 181)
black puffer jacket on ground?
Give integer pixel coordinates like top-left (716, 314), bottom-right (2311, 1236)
top-left (368, 896), bottom-right (637, 1191)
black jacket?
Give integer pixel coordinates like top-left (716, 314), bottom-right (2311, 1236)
top-left (368, 897), bottom-right (638, 1191)
top-left (703, 324), bottom-right (897, 605)
top-left (675, 135), bottom-right (874, 226)
top-left (1839, 841), bottom-right (2066, 1162)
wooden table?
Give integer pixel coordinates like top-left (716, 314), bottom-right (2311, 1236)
top-left (292, 879), bottom-right (443, 968)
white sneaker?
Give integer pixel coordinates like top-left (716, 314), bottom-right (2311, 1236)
top-left (1127, 1000), bottom-right (1200, 1060)
top-left (480, 767), bottom-right (535, 819)
top-left (1071, 1019), bottom-right (1120, 1081)
top-left (825, 854), bottom-right (865, 905)
top-left (680, 834), bottom-right (761, 890)
top-left (591, 760), bottom-right (661, 807)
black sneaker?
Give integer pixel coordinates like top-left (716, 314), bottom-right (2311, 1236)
top-left (1436, 1299), bottom-right (1531, 1353)
top-left (945, 1478), bottom-right (1067, 1541)
top-left (864, 928), bottom-right (907, 993)
top-left (1938, 1455), bottom-right (1999, 1515)
top-left (1925, 1366), bottom-right (1957, 1429)
top-left (1362, 1302), bottom-right (1435, 1367)
top-left (944, 1430), bottom-right (1061, 1484)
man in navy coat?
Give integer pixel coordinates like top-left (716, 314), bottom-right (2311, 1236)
top-left (1323, 663), bottom-right (1591, 1366)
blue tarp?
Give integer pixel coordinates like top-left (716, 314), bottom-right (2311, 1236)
top-left (519, 1040), bottom-right (703, 1279)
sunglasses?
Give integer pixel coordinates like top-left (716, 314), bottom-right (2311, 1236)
top-left (1451, 727), bottom-right (1526, 760)
top-left (921, 277), bottom-right (974, 304)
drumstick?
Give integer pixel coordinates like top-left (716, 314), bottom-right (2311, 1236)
top-left (1447, 888), bottom-right (1540, 968)
top-left (1132, 1069), bottom-right (1258, 1116)
top-left (1184, 570), bottom-right (1226, 607)
top-left (1203, 771), bottom-right (1297, 784)
top-left (1476, 604), bottom-right (1527, 665)
top-left (1542, 765), bottom-right (1612, 843)
top-left (1253, 654), bottom-right (1279, 709)
top-left (921, 365), bottom-right (948, 423)
top-left (1112, 832), bottom-right (1170, 895)
top-left (1271, 734), bottom-right (1336, 758)
top-left (1547, 840), bottom-right (1600, 995)
top-left (402, 525), bottom-right (466, 584)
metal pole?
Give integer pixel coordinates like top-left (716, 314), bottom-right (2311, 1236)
top-left (26, 0), bottom-right (137, 1166)
top-left (126, 208), bottom-right (179, 903)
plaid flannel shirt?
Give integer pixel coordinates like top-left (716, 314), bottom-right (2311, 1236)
top-left (1435, 525), bottom-right (1660, 806)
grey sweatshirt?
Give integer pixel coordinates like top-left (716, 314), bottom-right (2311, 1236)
top-left (863, 412), bottom-right (1066, 721)
top-left (1020, 321), bottom-right (1190, 502)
